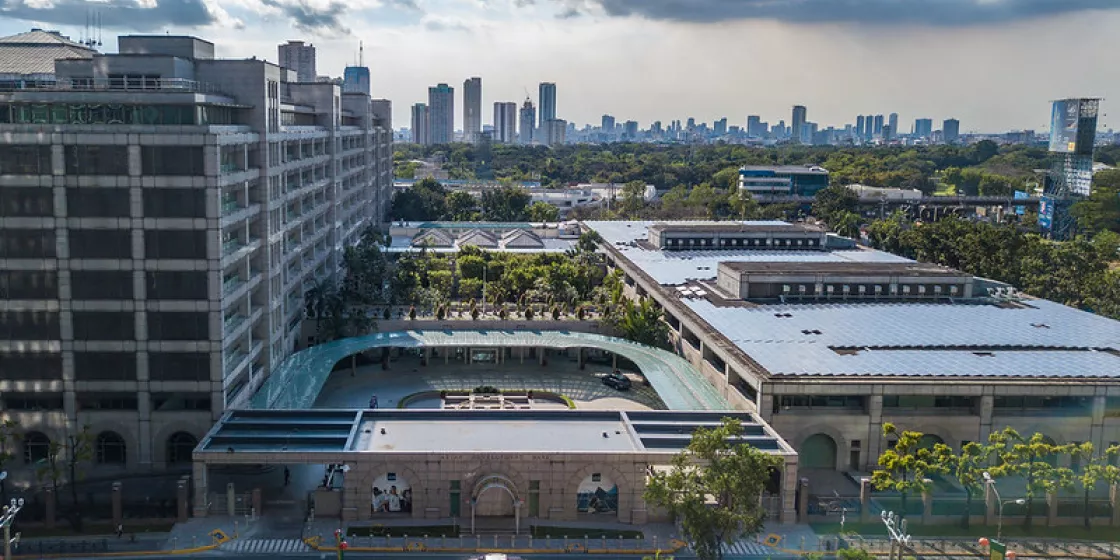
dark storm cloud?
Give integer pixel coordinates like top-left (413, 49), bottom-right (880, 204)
top-left (261, 0), bottom-right (350, 34)
top-left (584, 0), bottom-right (1120, 25)
top-left (0, 0), bottom-right (222, 31)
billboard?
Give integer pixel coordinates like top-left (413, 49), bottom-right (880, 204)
top-left (1038, 196), bottom-right (1054, 230)
top-left (1049, 99), bottom-right (1100, 155)
top-left (1013, 190), bottom-right (1028, 216)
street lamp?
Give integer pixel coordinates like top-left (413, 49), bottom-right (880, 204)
top-left (880, 510), bottom-right (911, 560)
top-left (1, 497), bottom-right (26, 560)
top-left (983, 472), bottom-right (1026, 540)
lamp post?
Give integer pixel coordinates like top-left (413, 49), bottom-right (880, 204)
top-left (1, 497), bottom-right (26, 560)
top-left (983, 472), bottom-right (1026, 540)
top-left (880, 510), bottom-right (911, 560)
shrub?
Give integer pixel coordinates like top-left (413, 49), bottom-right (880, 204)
top-left (408, 305), bottom-right (416, 320)
top-left (551, 306), bottom-right (560, 320)
top-left (382, 308), bottom-right (391, 320)
top-left (473, 385), bottom-right (500, 395)
top-left (499, 308), bottom-right (508, 320)
top-left (471, 306), bottom-right (480, 320)
top-left (525, 307), bottom-right (535, 320)
top-left (436, 306), bottom-right (446, 320)
top-left (577, 306), bottom-right (586, 320)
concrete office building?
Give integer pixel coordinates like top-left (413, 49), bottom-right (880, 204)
top-left (738, 165), bottom-right (830, 197)
top-left (278, 40), bottom-right (316, 83)
top-left (587, 220), bottom-right (1120, 480)
top-left (888, 113), bottom-right (899, 137)
top-left (463, 77), bottom-right (481, 144)
top-left (0, 29), bottom-right (95, 87)
top-left (518, 98), bottom-right (535, 145)
top-left (493, 102), bottom-right (517, 143)
top-left (342, 66), bottom-right (370, 96)
top-left (543, 118), bottom-right (567, 146)
top-left (538, 82), bottom-right (556, 125)
top-left (790, 105), bottom-right (806, 144)
top-left (410, 103), bottom-right (429, 145)
top-left (943, 118), bottom-right (960, 144)
top-left (914, 118), bottom-right (933, 139)
top-left (0, 33), bottom-right (392, 479)
top-left (872, 115), bottom-right (884, 136)
top-left (427, 83), bottom-right (454, 145)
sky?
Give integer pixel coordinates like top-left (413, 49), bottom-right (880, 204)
top-left (2, 0), bottom-right (1118, 134)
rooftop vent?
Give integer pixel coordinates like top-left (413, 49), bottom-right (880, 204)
top-left (1030, 323), bottom-right (1051, 329)
top-left (773, 313), bottom-right (793, 318)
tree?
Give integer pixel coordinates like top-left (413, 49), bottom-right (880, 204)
top-left (831, 210), bottom-right (862, 239)
top-left (389, 177), bottom-right (447, 221)
top-left (871, 423), bottom-right (945, 519)
top-left (608, 297), bottom-right (670, 350)
top-left (36, 425), bottom-right (95, 531)
top-left (619, 180), bottom-right (647, 217)
top-left (1070, 171), bottom-right (1120, 233)
top-left (811, 184), bottom-right (858, 226)
top-left (987, 428), bottom-right (1075, 529)
top-left (728, 189), bottom-right (760, 220)
top-left (527, 201), bottom-right (560, 222)
top-left (1070, 443), bottom-right (1120, 529)
top-left (480, 186), bottom-right (531, 221)
top-left (0, 419), bottom-right (17, 504)
top-left (930, 441), bottom-right (989, 529)
top-left (444, 191), bottom-right (478, 221)
top-left (644, 418), bottom-right (783, 560)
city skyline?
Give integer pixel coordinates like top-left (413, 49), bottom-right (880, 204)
top-left (0, 1), bottom-right (1117, 132)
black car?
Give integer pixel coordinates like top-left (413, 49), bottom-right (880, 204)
top-left (601, 372), bottom-right (632, 390)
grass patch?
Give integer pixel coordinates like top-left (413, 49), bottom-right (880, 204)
top-left (18, 522), bottom-right (175, 539)
top-left (529, 526), bottom-right (644, 539)
top-left (811, 522), bottom-right (1120, 542)
top-left (348, 525), bottom-right (459, 538)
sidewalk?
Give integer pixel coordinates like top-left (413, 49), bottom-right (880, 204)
top-left (13, 532), bottom-right (169, 556)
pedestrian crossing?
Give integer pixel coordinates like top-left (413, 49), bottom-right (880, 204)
top-left (721, 539), bottom-right (779, 557)
top-left (219, 538), bottom-right (311, 554)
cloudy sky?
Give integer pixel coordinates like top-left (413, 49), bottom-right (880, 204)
top-left (2, 0), bottom-right (1118, 133)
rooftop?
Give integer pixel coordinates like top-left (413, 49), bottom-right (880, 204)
top-left (197, 410), bottom-right (794, 455)
top-left (648, 222), bottom-right (821, 234)
top-left (0, 29), bottom-right (95, 76)
top-left (719, 261), bottom-right (970, 278)
top-left (739, 165), bottom-right (828, 175)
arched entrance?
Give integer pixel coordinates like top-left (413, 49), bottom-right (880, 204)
top-left (917, 434), bottom-right (945, 450)
top-left (470, 474), bottom-right (523, 535)
top-left (800, 434), bottom-right (838, 470)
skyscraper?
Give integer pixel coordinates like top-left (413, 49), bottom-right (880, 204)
top-left (791, 105), bottom-right (807, 143)
top-left (519, 98), bottom-right (535, 144)
top-left (856, 115), bottom-right (865, 138)
top-left (624, 120), bottom-right (639, 139)
top-left (601, 114), bottom-right (615, 132)
top-left (747, 115), bottom-right (762, 137)
top-left (463, 77), bottom-right (482, 143)
top-left (864, 115), bottom-right (874, 139)
top-left (544, 119), bottom-right (567, 146)
top-left (342, 66), bottom-right (369, 95)
top-left (888, 113), bottom-right (899, 137)
top-left (873, 114), bottom-right (884, 136)
top-left (411, 103), bottom-right (430, 145)
top-left (943, 118), bottom-right (960, 144)
top-left (428, 83), bottom-right (454, 144)
top-left (538, 82), bottom-right (556, 124)
top-left (914, 118), bottom-right (933, 138)
top-left (493, 101), bottom-right (517, 143)
top-left (278, 40), bottom-right (316, 82)
top-left (714, 118), bottom-right (728, 136)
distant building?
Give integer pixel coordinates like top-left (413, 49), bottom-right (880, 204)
top-left (943, 118), bottom-right (960, 144)
top-left (791, 105), bottom-right (807, 144)
top-left (463, 77), bottom-right (482, 143)
top-left (873, 114), bottom-right (884, 136)
top-left (601, 114), bottom-right (615, 132)
top-left (623, 120), bottom-right (639, 139)
top-left (493, 101), bottom-right (517, 143)
top-left (519, 98), bottom-right (536, 144)
top-left (889, 113), bottom-right (899, 136)
top-left (882, 124), bottom-right (893, 143)
top-left (863, 115), bottom-right (874, 140)
top-left (278, 40), bottom-right (316, 82)
top-left (714, 117), bottom-right (728, 136)
top-left (855, 116), bottom-right (865, 139)
top-left (747, 115), bottom-right (763, 137)
top-left (914, 118), bottom-right (933, 138)
top-left (539, 82), bottom-right (556, 124)
top-left (738, 165), bottom-right (830, 197)
top-left (428, 83), bottom-right (454, 144)
top-left (411, 103), bottom-right (430, 145)
top-left (0, 29), bottom-right (95, 87)
top-left (544, 119), bottom-right (567, 146)
top-left (342, 66), bottom-right (370, 95)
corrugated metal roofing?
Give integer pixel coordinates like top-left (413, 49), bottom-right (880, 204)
top-left (0, 30), bottom-right (95, 76)
top-left (684, 299), bottom-right (1120, 378)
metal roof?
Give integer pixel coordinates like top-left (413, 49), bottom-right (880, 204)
top-left (683, 299), bottom-right (1120, 379)
top-left (198, 409), bottom-right (793, 455)
top-left (0, 30), bottom-right (95, 76)
top-left (250, 330), bottom-right (728, 411)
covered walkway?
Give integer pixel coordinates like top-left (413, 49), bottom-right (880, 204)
top-left (250, 330), bottom-right (729, 411)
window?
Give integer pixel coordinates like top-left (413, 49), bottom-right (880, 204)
top-left (65, 145), bottom-right (129, 175)
top-left (0, 351), bottom-right (62, 380)
top-left (774, 395), bottom-right (866, 413)
top-left (69, 229), bottom-right (132, 259)
top-left (5, 393), bottom-right (63, 412)
top-left (148, 311), bottom-right (209, 341)
top-left (148, 352), bottom-right (211, 381)
top-left (146, 271), bottom-right (209, 300)
top-left (23, 432), bottom-right (51, 463)
top-left (1, 103), bottom-right (197, 125)
top-left (167, 432), bottom-right (198, 464)
top-left (67, 188), bottom-right (130, 218)
top-left (96, 432), bottom-right (127, 465)
top-left (76, 392), bottom-right (138, 411)
top-left (70, 271), bottom-right (134, 300)
top-left (141, 146), bottom-right (204, 176)
top-left (73, 352), bottom-right (137, 381)
top-left (145, 230), bottom-right (208, 259)
top-left (0, 270), bottom-right (58, 299)
top-left (0, 187), bottom-right (53, 216)
top-left (0, 310), bottom-right (60, 340)
top-left (151, 393), bottom-right (211, 412)
top-left (142, 189), bottom-right (207, 218)
top-left (72, 311), bottom-right (135, 341)
top-left (0, 229), bottom-right (56, 258)
top-left (0, 145), bottom-right (52, 175)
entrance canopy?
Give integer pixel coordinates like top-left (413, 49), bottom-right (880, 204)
top-left (249, 330), bottom-right (729, 411)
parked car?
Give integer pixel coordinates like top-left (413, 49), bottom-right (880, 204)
top-left (601, 372), bottom-right (632, 390)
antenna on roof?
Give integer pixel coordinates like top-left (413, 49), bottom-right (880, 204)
top-left (359, 41), bottom-right (364, 67)
top-left (97, 11), bottom-right (103, 47)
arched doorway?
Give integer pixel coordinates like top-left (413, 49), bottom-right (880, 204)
top-left (800, 434), bottom-right (838, 470)
top-left (167, 432), bottom-right (198, 465)
top-left (23, 432), bottom-right (50, 464)
top-left (96, 431), bottom-right (127, 465)
top-left (470, 474), bottom-right (522, 535)
top-left (917, 434), bottom-right (945, 450)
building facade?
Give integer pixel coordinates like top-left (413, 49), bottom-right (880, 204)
top-left (411, 103), bottom-right (430, 145)
top-left (518, 99), bottom-right (535, 145)
top-left (278, 40), bottom-right (316, 83)
top-left (738, 165), bottom-right (830, 197)
top-left (463, 77), bottom-right (481, 144)
top-left (791, 105), bottom-right (807, 144)
top-left (538, 82), bottom-right (556, 126)
top-left (0, 34), bottom-right (392, 479)
top-left (342, 66), bottom-right (370, 95)
top-left (543, 118), bottom-right (566, 146)
top-left (914, 118), bottom-right (933, 139)
top-left (943, 118), bottom-right (960, 144)
top-left (493, 102), bottom-right (517, 144)
top-left (427, 83), bottom-right (454, 145)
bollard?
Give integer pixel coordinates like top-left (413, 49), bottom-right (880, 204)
top-left (476, 535), bottom-right (481, 549)
top-left (171, 537), bottom-right (177, 550)
top-left (528, 536), bottom-right (532, 549)
top-left (800, 536), bottom-right (805, 550)
top-left (234, 520), bottom-right (239, 539)
top-left (493, 535), bottom-right (498, 548)
top-left (602, 536), bottom-right (606, 550)
top-left (652, 536), bottom-right (657, 549)
top-left (192, 536), bottom-right (197, 548)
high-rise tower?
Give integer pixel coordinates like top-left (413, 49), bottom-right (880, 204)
top-left (463, 77), bottom-right (482, 144)
top-left (428, 83), bottom-right (454, 144)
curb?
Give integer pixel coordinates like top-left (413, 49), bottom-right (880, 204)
top-left (303, 535), bottom-right (687, 555)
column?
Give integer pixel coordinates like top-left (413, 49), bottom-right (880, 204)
top-left (192, 462), bottom-right (209, 518)
top-left (1090, 396), bottom-right (1107, 448)
top-left (859, 478), bottom-right (871, 524)
top-left (1110, 483), bottom-right (1120, 527)
top-left (797, 478), bottom-right (809, 522)
top-left (612, 353), bottom-right (617, 370)
top-left (865, 395), bottom-right (884, 472)
top-left (984, 481), bottom-right (995, 527)
top-left (226, 483), bottom-right (236, 516)
top-left (44, 487), bottom-right (55, 528)
top-left (780, 462), bottom-right (798, 524)
top-left (1047, 490), bottom-right (1058, 527)
top-left (177, 476), bottom-right (190, 522)
top-left (111, 482), bottom-right (123, 527)
top-left (514, 501), bottom-right (522, 535)
top-left (979, 395), bottom-right (994, 443)
top-left (920, 480), bottom-right (932, 525)
top-left (577, 348), bottom-right (584, 370)
top-left (252, 488), bottom-right (262, 518)
top-left (539, 347), bottom-right (545, 366)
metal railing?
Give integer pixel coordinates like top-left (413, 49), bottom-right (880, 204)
top-left (0, 77), bottom-right (225, 94)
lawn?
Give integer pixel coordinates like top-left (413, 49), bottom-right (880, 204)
top-left (347, 525), bottom-right (459, 538)
top-left (811, 522), bottom-right (1120, 542)
top-left (529, 526), bottom-right (645, 539)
